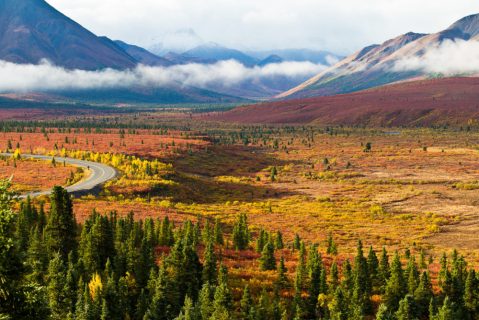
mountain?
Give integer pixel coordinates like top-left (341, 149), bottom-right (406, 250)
top-left (149, 29), bottom-right (204, 56)
top-left (183, 43), bottom-right (258, 67)
top-left (50, 85), bottom-right (242, 104)
top-left (212, 77), bottom-right (479, 126)
top-left (0, 0), bottom-right (137, 70)
top-left (279, 14), bottom-right (479, 99)
top-left (162, 52), bottom-right (217, 65)
top-left (248, 49), bottom-right (341, 65)
top-left (257, 55), bottom-right (283, 67)
top-left (0, 0), bottom-right (247, 104)
top-left (114, 41), bottom-right (173, 66)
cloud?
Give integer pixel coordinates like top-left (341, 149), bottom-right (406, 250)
top-left (48, 0), bottom-right (479, 53)
top-left (0, 59), bottom-right (326, 92)
top-left (393, 39), bottom-right (479, 75)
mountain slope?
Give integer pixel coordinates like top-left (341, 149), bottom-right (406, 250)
top-left (114, 41), bottom-right (173, 66)
top-left (278, 32), bottom-right (427, 98)
top-left (247, 49), bottom-right (341, 65)
top-left (0, 0), bottom-right (137, 70)
top-left (183, 43), bottom-right (258, 66)
top-left (0, 0), bottom-right (247, 103)
top-left (280, 14), bottom-right (479, 99)
top-left (257, 55), bottom-right (283, 67)
top-left (213, 77), bottom-right (479, 126)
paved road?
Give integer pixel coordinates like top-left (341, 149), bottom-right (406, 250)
top-left (0, 153), bottom-right (117, 198)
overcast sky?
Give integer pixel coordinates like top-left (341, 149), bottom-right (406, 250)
top-left (47, 0), bottom-right (478, 55)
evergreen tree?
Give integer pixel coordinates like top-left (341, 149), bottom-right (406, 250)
top-left (211, 266), bottom-right (232, 320)
top-left (406, 257), bottom-right (420, 295)
top-left (395, 294), bottom-right (415, 320)
top-left (463, 269), bottom-right (478, 317)
top-left (232, 213), bottom-right (249, 250)
top-left (414, 271), bottom-right (433, 318)
top-left (436, 296), bottom-right (455, 320)
top-left (0, 180), bottom-right (25, 317)
top-left (384, 251), bottom-right (406, 311)
top-left (352, 240), bottom-right (371, 315)
top-left (329, 287), bottom-right (348, 320)
top-left (260, 241), bottom-right (276, 271)
top-left (26, 226), bottom-right (48, 284)
top-left (240, 285), bottom-right (254, 320)
top-left (213, 218), bottom-right (224, 246)
top-left (256, 229), bottom-right (267, 253)
top-left (144, 264), bottom-right (175, 320)
top-left (256, 289), bottom-right (271, 320)
top-left (329, 261), bottom-right (339, 292)
top-left (275, 231), bottom-right (284, 250)
top-left (326, 234), bottom-right (338, 255)
top-left (376, 303), bottom-right (394, 320)
top-left (176, 296), bottom-right (198, 320)
top-left (45, 186), bottom-right (76, 260)
top-left (367, 246), bottom-right (379, 292)
top-left (47, 253), bottom-right (68, 320)
top-left (379, 247), bottom-right (390, 292)
top-left (198, 284), bottom-right (213, 320)
top-left (202, 241), bottom-right (217, 285)
top-left (306, 244), bottom-right (321, 317)
top-left (275, 256), bottom-right (289, 290)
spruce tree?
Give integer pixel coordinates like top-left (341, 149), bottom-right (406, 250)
top-left (213, 218), bottom-right (224, 245)
top-left (463, 269), bottom-right (478, 317)
top-left (329, 287), bottom-right (348, 320)
top-left (379, 247), bottom-right (390, 292)
top-left (45, 186), bottom-right (76, 260)
top-left (384, 251), bottom-right (406, 311)
top-left (240, 285), bottom-right (254, 320)
top-left (293, 233), bottom-right (301, 251)
top-left (395, 294), bottom-right (415, 320)
top-left (47, 253), bottom-right (68, 320)
top-left (275, 256), bottom-right (289, 290)
top-left (256, 229), bottom-right (267, 253)
top-left (260, 241), bottom-right (276, 271)
top-left (376, 304), bottom-right (393, 320)
top-left (232, 213), bottom-right (249, 250)
top-left (198, 284), bottom-right (213, 320)
top-left (0, 180), bottom-right (24, 317)
top-left (326, 234), bottom-right (337, 255)
top-left (367, 246), bottom-right (379, 292)
top-left (211, 266), bottom-right (232, 320)
top-left (436, 296), bottom-right (455, 320)
top-left (352, 240), bottom-right (371, 315)
top-left (275, 231), bottom-right (284, 250)
top-left (202, 241), bottom-right (218, 285)
top-left (414, 271), bottom-right (433, 318)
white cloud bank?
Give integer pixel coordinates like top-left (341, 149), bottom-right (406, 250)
top-left (393, 39), bottom-right (479, 75)
top-left (0, 59), bottom-right (326, 92)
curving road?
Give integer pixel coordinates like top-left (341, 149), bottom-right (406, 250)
top-left (0, 153), bottom-right (117, 198)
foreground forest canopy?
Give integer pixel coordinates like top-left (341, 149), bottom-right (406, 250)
top-left (2, 182), bottom-right (479, 320)
top-left (1, 115), bottom-right (479, 319)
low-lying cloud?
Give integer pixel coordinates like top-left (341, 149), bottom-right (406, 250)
top-left (0, 59), bottom-right (326, 92)
top-left (393, 39), bottom-right (479, 75)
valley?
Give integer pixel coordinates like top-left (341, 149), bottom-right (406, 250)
top-left (2, 0), bottom-right (479, 319)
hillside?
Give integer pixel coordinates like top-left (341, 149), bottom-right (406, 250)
top-left (279, 14), bottom-right (479, 99)
top-left (0, 0), bottom-right (137, 70)
top-left (213, 77), bottom-right (479, 126)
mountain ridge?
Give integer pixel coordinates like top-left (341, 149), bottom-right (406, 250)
top-left (279, 13), bottom-right (479, 99)
top-left (0, 0), bottom-right (137, 70)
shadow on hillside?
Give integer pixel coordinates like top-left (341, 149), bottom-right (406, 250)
top-left (162, 172), bottom-right (297, 204)
top-left (157, 145), bottom-right (302, 204)
top-left (165, 145), bottom-right (300, 178)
